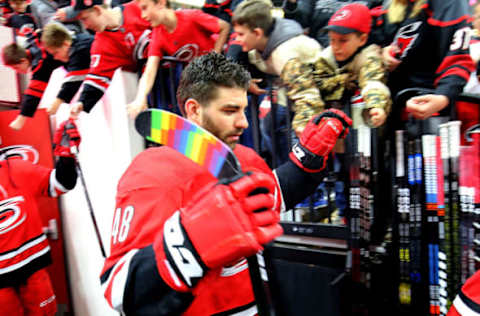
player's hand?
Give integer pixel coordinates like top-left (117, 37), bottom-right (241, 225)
top-left (70, 102), bottom-right (84, 120)
top-left (9, 115), bottom-right (28, 130)
top-left (154, 172), bottom-right (282, 291)
top-left (406, 94), bottom-right (449, 120)
top-left (368, 108), bottom-right (387, 127)
top-left (382, 45), bottom-right (401, 72)
top-left (53, 119), bottom-right (81, 157)
top-left (127, 99), bottom-right (148, 119)
top-left (290, 108), bottom-right (352, 173)
top-left (248, 79), bottom-right (267, 95)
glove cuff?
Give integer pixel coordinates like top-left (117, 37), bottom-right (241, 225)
top-left (154, 211), bottom-right (206, 292)
top-left (289, 143), bottom-right (327, 173)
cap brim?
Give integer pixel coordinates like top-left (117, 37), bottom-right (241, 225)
top-left (322, 25), bottom-right (357, 34)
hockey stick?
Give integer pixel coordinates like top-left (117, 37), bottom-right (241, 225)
top-left (135, 108), bottom-right (275, 316)
top-left (62, 122), bottom-right (107, 258)
top-left (72, 153), bottom-right (107, 258)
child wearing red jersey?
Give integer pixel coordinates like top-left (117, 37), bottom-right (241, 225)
top-left (69, 0), bottom-right (152, 118)
top-left (126, 0), bottom-right (229, 118)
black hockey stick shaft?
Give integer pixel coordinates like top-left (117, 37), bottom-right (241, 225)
top-left (74, 156), bottom-right (107, 258)
top-left (62, 121), bottom-right (107, 258)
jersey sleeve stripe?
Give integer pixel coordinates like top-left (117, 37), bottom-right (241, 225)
top-left (28, 79), bottom-right (48, 90)
top-left (427, 15), bottom-right (470, 27)
top-left (49, 169), bottom-right (68, 198)
top-left (452, 293), bottom-right (480, 315)
top-left (102, 249), bottom-right (139, 311)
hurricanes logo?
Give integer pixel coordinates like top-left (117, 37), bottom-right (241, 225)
top-left (392, 22), bottom-right (422, 59)
top-left (0, 196), bottom-right (26, 235)
top-left (174, 44), bottom-right (200, 62)
top-left (331, 9), bottom-right (351, 22)
top-left (124, 32), bottom-right (135, 50)
top-left (0, 145), bottom-right (39, 164)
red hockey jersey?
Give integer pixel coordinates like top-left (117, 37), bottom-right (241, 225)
top-left (100, 145), bottom-right (282, 315)
top-left (148, 10), bottom-right (220, 62)
top-left (79, 2), bottom-right (151, 113)
top-left (0, 158), bottom-right (67, 288)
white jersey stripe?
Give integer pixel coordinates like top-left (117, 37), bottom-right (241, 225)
top-left (229, 304), bottom-right (258, 316)
top-left (0, 245), bottom-right (50, 274)
top-left (0, 234), bottom-right (47, 261)
top-left (453, 295), bottom-right (480, 316)
top-left (102, 249), bottom-right (139, 312)
top-left (49, 170), bottom-right (68, 198)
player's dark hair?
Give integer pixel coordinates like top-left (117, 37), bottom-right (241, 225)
top-left (1, 43), bottom-right (27, 66)
top-left (176, 52), bottom-right (251, 115)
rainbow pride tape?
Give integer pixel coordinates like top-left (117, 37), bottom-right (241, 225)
top-left (147, 110), bottom-right (230, 177)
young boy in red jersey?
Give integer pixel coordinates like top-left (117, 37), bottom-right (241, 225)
top-left (126, 0), bottom-right (230, 118)
top-left (0, 120), bottom-right (80, 316)
top-left (69, 0), bottom-right (152, 118)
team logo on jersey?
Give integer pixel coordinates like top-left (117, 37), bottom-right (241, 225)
top-left (392, 22), bottom-right (422, 59)
top-left (0, 196), bottom-right (26, 235)
top-left (174, 44), bottom-right (200, 62)
top-left (18, 24), bottom-right (34, 37)
top-left (0, 145), bottom-right (39, 164)
top-left (124, 32), bottom-right (135, 50)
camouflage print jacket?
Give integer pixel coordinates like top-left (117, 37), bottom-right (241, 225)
top-left (281, 44), bottom-right (391, 131)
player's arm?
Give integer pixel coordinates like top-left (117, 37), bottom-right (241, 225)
top-left (431, 1), bottom-right (474, 111)
top-left (75, 53), bottom-right (117, 115)
top-left (49, 120), bottom-right (81, 196)
top-left (127, 56), bottom-right (161, 119)
top-left (281, 57), bottom-right (324, 136)
top-left (274, 109), bottom-right (352, 210)
top-left (101, 172), bottom-right (282, 314)
top-left (214, 18), bottom-right (230, 53)
top-left (51, 63), bottom-right (90, 115)
top-left (12, 64), bottom-right (56, 129)
top-left (358, 45), bottom-right (391, 127)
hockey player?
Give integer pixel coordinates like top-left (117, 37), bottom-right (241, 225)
top-left (99, 52), bottom-right (352, 315)
top-left (127, 0), bottom-right (230, 118)
top-left (0, 120), bottom-right (80, 316)
top-left (373, 0), bottom-right (475, 125)
top-left (40, 22), bottom-right (94, 115)
top-left (69, 0), bottom-right (151, 118)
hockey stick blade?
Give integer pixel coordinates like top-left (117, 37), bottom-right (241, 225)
top-left (135, 109), bottom-right (242, 179)
top-left (135, 109), bottom-right (274, 316)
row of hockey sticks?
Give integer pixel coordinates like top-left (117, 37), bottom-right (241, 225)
top-left (461, 130), bottom-right (480, 276)
top-left (346, 94), bottom-right (378, 287)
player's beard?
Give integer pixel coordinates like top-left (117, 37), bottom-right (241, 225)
top-left (201, 113), bottom-right (243, 150)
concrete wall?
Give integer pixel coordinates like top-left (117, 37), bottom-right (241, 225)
top-left (41, 68), bottom-right (143, 316)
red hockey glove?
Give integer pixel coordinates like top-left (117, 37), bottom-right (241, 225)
top-left (53, 119), bottom-right (81, 158)
top-left (290, 109), bottom-right (352, 172)
top-left (154, 172), bottom-right (283, 291)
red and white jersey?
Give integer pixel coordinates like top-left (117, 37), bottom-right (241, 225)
top-left (80, 2), bottom-right (151, 113)
top-left (448, 269), bottom-right (480, 315)
top-left (101, 145), bottom-right (282, 315)
top-left (148, 10), bottom-right (220, 62)
top-left (0, 159), bottom-right (67, 288)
